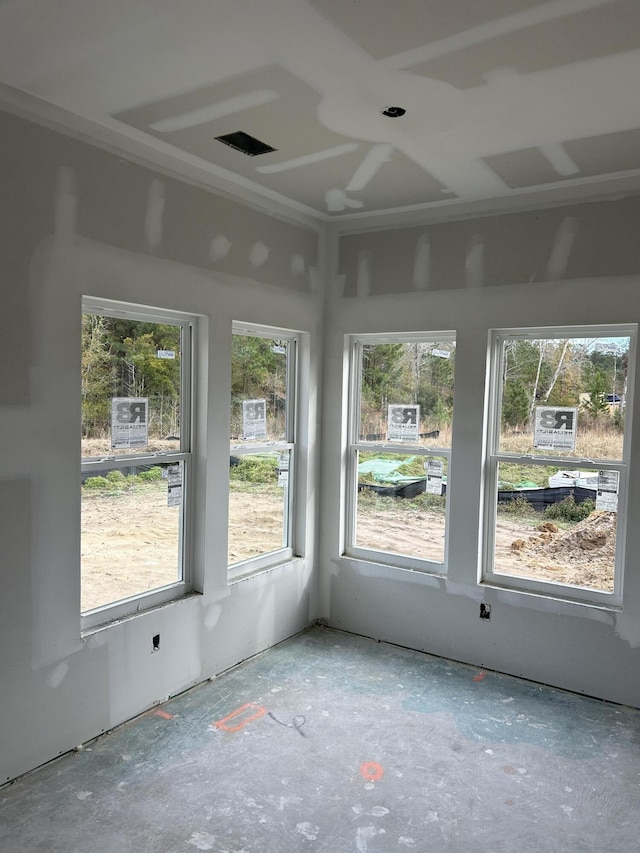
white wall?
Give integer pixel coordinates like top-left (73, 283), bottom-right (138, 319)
top-left (3, 106), bottom-right (640, 787)
top-left (0, 111), bottom-right (323, 784)
top-left (319, 201), bottom-right (640, 709)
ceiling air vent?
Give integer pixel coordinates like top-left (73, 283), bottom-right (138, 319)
top-left (215, 131), bottom-right (277, 156)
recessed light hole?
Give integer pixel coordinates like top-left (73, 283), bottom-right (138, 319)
top-left (381, 106), bottom-right (406, 118)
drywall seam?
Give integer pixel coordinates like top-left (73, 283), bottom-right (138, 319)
top-left (539, 143), bottom-right (580, 177)
top-left (346, 144), bottom-right (394, 192)
top-left (256, 143), bottom-right (359, 174)
top-left (356, 250), bottom-right (372, 297)
top-left (149, 90), bottom-right (279, 133)
top-left (380, 0), bottom-right (617, 70)
top-left (465, 235), bottom-right (484, 289)
top-left (614, 612), bottom-right (640, 647)
top-left (545, 216), bottom-right (578, 280)
top-left (54, 166), bottom-right (77, 236)
top-left (144, 178), bottom-right (165, 249)
top-left (412, 233), bottom-right (431, 291)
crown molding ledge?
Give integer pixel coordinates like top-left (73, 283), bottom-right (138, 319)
top-left (0, 82), bottom-right (327, 235)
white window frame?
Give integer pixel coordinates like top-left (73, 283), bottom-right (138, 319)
top-left (345, 331), bottom-right (455, 573)
top-left (228, 322), bottom-right (298, 580)
top-left (482, 324), bottom-right (636, 607)
top-left (81, 297), bottom-right (196, 630)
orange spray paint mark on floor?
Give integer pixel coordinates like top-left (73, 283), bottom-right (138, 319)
top-left (214, 703), bottom-right (267, 733)
top-left (153, 709), bottom-right (173, 720)
top-left (360, 761), bottom-right (384, 782)
top-left (473, 672), bottom-right (486, 682)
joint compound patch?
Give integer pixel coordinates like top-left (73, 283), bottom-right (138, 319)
top-left (209, 234), bottom-right (232, 263)
top-left (249, 241), bottom-right (270, 267)
top-left (296, 822), bottom-right (319, 840)
top-left (187, 831), bottom-right (216, 850)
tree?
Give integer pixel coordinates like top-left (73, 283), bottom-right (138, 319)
top-left (119, 330), bottom-right (182, 435)
top-left (230, 335), bottom-right (288, 437)
top-left (502, 339), bottom-right (581, 425)
top-left (81, 314), bottom-right (113, 437)
top-left (416, 347), bottom-right (454, 428)
top-left (361, 343), bottom-right (405, 411)
top-left (580, 368), bottom-right (611, 420)
top-left (81, 314), bottom-right (182, 440)
top-left (502, 380), bottom-right (530, 428)
top-left (231, 336), bottom-right (286, 409)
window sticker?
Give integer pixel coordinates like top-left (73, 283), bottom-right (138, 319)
top-left (425, 458), bottom-right (444, 495)
top-left (596, 470), bottom-right (619, 512)
top-left (533, 406), bottom-right (577, 451)
top-left (387, 404), bottom-right (420, 443)
top-left (167, 464), bottom-right (182, 507)
top-left (111, 398), bottom-right (149, 449)
top-left (242, 399), bottom-right (267, 440)
top-left (278, 452), bottom-right (289, 487)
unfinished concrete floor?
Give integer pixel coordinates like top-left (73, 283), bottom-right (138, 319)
top-left (1, 627), bottom-right (639, 852)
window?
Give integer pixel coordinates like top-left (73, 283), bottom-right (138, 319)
top-left (228, 324), bottom-right (297, 577)
top-left (484, 326), bottom-right (636, 605)
top-left (345, 333), bottom-right (456, 570)
top-left (81, 298), bottom-right (195, 625)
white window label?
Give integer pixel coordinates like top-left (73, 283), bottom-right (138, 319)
top-left (111, 398), bottom-right (148, 449)
top-left (157, 350), bottom-right (175, 359)
top-left (167, 464), bottom-right (182, 507)
top-left (425, 458), bottom-right (444, 495)
top-left (431, 348), bottom-right (450, 359)
top-left (278, 470), bottom-right (289, 487)
top-left (596, 470), bottom-right (619, 512)
top-left (242, 399), bottom-right (267, 440)
top-left (278, 452), bottom-right (289, 487)
top-left (533, 406), bottom-right (577, 451)
top-left (387, 404), bottom-right (420, 443)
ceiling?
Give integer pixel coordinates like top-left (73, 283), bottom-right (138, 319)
top-left (1, 0), bottom-right (640, 222)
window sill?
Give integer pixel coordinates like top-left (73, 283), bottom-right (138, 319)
top-left (81, 585), bottom-right (198, 635)
top-left (340, 552), bottom-right (445, 585)
top-left (228, 554), bottom-right (305, 585)
top-left (480, 578), bottom-right (622, 614)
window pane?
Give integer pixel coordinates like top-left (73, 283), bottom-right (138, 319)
top-left (359, 341), bottom-right (455, 448)
top-left (499, 336), bottom-right (629, 460)
top-left (81, 461), bottom-right (184, 612)
top-left (82, 314), bottom-right (182, 459)
top-left (231, 335), bottom-right (289, 442)
top-left (355, 451), bottom-right (447, 563)
top-left (228, 452), bottom-right (290, 565)
top-left (493, 462), bottom-right (617, 593)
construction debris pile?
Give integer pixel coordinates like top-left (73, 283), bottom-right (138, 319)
top-left (510, 511), bottom-right (617, 590)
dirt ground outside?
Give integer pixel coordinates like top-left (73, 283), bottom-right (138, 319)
top-left (353, 498), bottom-right (615, 592)
top-left (81, 486), bottom-right (616, 612)
top-left (81, 485), bottom-right (288, 612)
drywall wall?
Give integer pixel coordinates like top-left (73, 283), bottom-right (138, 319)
top-left (3, 102), bottom-right (640, 786)
top-left (320, 201), bottom-right (640, 708)
top-left (338, 197), bottom-right (640, 296)
top-left (0, 110), bottom-right (322, 784)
